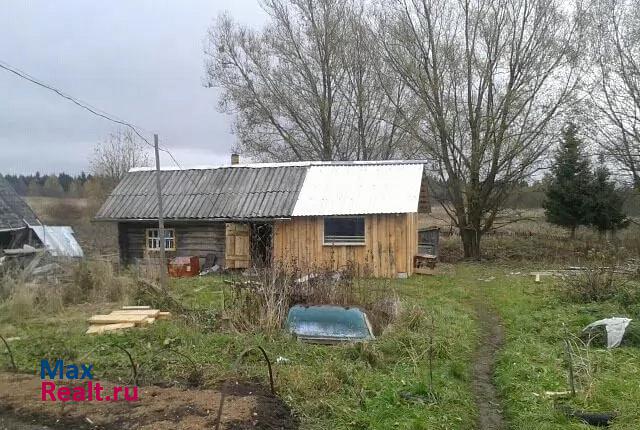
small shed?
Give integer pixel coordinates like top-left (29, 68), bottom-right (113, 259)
top-left (0, 176), bottom-right (40, 248)
top-left (0, 177), bottom-right (83, 258)
top-left (95, 160), bottom-right (431, 277)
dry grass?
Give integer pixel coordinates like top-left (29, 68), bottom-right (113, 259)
top-left (0, 259), bottom-right (136, 322)
top-left (224, 262), bottom-right (400, 334)
top-left (424, 206), bottom-right (640, 263)
top-left (25, 197), bottom-right (88, 224)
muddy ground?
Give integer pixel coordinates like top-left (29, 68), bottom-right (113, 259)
top-left (0, 373), bottom-right (297, 430)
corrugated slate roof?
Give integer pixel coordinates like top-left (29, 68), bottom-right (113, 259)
top-left (292, 164), bottom-right (425, 216)
top-left (95, 162), bottom-right (427, 221)
top-left (95, 166), bottom-right (307, 220)
top-left (0, 176), bottom-right (40, 231)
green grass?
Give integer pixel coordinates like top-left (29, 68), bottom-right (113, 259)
top-left (0, 273), bottom-right (477, 430)
top-left (476, 265), bottom-right (640, 430)
top-left (2, 265), bottom-right (639, 429)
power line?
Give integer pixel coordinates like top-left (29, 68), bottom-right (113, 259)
top-left (0, 59), bottom-right (217, 205)
top-left (0, 59), bottom-right (156, 149)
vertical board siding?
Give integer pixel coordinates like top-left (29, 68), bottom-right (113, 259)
top-left (273, 214), bottom-right (417, 277)
top-left (225, 223), bottom-right (251, 269)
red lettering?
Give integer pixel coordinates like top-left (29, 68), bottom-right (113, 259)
top-left (58, 386), bottom-right (71, 402)
top-left (112, 386), bottom-right (122, 401)
top-left (41, 381), bottom-right (56, 401)
top-left (124, 386), bottom-right (138, 401)
top-left (94, 382), bottom-right (104, 401)
top-left (72, 386), bottom-right (86, 401)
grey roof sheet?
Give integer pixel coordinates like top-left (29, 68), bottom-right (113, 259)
top-left (0, 176), bottom-right (40, 230)
top-left (95, 166), bottom-right (307, 220)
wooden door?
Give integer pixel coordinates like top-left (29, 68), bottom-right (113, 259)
top-left (225, 223), bottom-right (250, 269)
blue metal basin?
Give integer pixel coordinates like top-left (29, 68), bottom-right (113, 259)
top-left (286, 305), bottom-right (375, 344)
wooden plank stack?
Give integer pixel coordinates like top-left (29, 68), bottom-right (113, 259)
top-left (86, 305), bottom-right (171, 334)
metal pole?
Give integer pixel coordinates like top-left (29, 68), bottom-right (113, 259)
top-left (154, 134), bottom-right (167, 289)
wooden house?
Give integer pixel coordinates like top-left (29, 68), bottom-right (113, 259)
top-left (95, 160), bottom-right (430, 277)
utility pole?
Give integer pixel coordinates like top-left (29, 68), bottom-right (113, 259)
top-left (154, 134), bottom-right (167, 290)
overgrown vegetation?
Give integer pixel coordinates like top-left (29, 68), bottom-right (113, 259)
top-left (0, 268), bottom-right (477, 430)
top-left (0, 259), bottom-right (137, 321)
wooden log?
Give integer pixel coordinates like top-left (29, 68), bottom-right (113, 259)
top-left (88, 314), bottom-right (149, 325)
top-left (86, 323), bottom-right (135, 334)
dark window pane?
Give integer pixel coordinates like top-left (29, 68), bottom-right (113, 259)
top-left (324, 217), bottom-right (365, 244)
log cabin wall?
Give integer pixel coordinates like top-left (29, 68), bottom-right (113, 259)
top-left (117, 221), bottom-right (225, 267)
top-left (272, 213), bottom-right (418, 278)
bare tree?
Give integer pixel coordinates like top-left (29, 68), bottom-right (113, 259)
top-left (89, 128), bottom-right (151, 183)
top-left (379, 0), bottom-right (584, 258)
top-left (588, 0), bottom-right (640, 189)
top-left (204, 0), bottom-right (416, 161)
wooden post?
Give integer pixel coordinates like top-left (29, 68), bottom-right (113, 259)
top-left (154, 134), bottom-right (167, 289)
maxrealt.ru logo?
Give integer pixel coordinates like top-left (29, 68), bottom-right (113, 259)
top-left (40, 359), bottom-right (138, 402)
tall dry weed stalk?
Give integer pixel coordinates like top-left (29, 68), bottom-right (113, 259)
top-left (225, 261), bottom-right (399, 334)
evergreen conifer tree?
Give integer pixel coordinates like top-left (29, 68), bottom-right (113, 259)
top-left (586, 166), bottom-right (629, 234)
top-left (544, 124), bottom-right (594, 238)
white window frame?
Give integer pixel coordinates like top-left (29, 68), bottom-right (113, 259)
top-left (145, 228), bottom-right (176, 251)
top-left (323, 216), bottom-right (365, 246)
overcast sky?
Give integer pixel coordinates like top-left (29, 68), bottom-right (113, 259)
top-left (0, 0), bottom-right (266, 175)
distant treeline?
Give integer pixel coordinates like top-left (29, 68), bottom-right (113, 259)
top-left (428, 176), bottom-right (640, 216)
top-left (2, 172), bottom-right (93, 198)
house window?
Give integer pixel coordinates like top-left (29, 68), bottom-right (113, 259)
top-left (146, 228), bottom-right (176, 251)
top-left (323, 217), bottom-right (365, 245)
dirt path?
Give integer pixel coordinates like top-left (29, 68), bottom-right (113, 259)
top-left (472, 299), bottom-right (506, 430)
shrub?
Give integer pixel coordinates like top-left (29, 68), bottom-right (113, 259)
top-left (70, 259), bottom-right (137, 304)
top-left (562, 266), bottom-right (640, 306)
top-left (224, 262), bottom-right (400, 334)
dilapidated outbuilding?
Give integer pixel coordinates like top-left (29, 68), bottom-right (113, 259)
top-left (95, 160), bottom-right (431, 277)
top-left (0, 176), bottom-right (83, 261)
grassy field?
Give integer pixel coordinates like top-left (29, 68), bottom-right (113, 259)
top-left (1, 264), bottom-right (639, 429)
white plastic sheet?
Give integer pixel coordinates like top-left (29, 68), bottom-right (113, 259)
top-left (583, 317), bottom-right (632, 348)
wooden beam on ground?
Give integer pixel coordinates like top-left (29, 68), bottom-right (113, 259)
top-left (88, 314), bottom-right (150, 325)
top-left (121, 305), bottom-right (151, 310)
top-left (111, 309), bottom-right (161, 318)
top-left (86, 323), bottom-right (135, 334)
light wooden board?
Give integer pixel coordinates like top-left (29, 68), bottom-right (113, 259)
top-left (111, 309), bottom-right (161, 318)
top-left (121, 305), bottom-right (151, 310)
top-left (157, 311), bottom-right (171, 319)
top-left (86, 323), bottom-right (135, 334)
top-left (88, 314), bottom-right (150, 325)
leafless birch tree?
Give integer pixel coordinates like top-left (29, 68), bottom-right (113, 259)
top-left (380, 0), bottom-right (584, 258)
top-left (204, 0), bottom-right (416, 161)
top-left (90, 128), bottom-right (150, 182)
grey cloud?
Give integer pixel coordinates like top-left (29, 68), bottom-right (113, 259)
top-left (0, 0), bottom-right (266, 174)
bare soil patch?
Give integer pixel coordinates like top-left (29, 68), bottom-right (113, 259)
top-left (0, 373), bottom-right (297, 430)
top-left (472, 300), bottom-right (506, 430)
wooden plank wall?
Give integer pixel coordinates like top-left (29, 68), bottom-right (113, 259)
top-left (224, 223), bottom-right (251, 269)
top-left (272, 213), bottom-right (418, 277)
top-left (117, 222), bottom-right (226, 267)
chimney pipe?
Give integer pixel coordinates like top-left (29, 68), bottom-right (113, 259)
top-left (231, 153), bottom-right (240, 165)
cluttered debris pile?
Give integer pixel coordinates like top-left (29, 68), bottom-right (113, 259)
top-left (1, 226), bottom-right (84, 281)
top-left (86, 305), bottom-right (171, 334)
